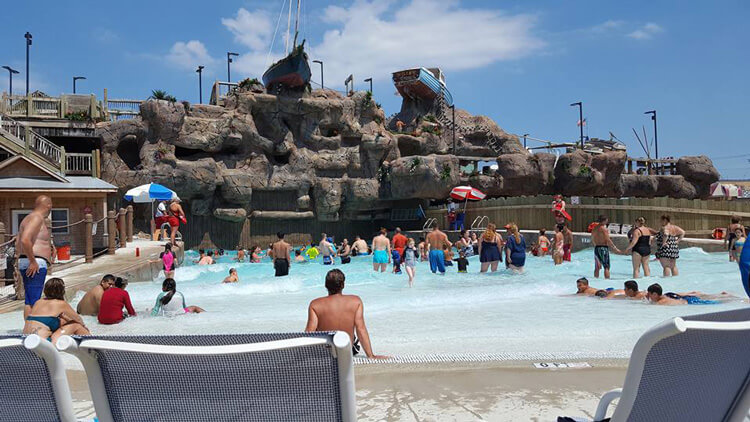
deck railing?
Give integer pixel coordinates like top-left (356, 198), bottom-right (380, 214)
top-left (65, 153), bottom-right (93, 175)
top-left (209, 81), bottom-right (238, 106)
top-left (0, 93), bottom-right (102, 120)
top-left (105, 99), bottom-right (142, 121)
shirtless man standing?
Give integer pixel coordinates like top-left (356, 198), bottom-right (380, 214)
top-left (352, 236), bottom-right (368, 256)
top-left (591, 215), bottom-right (621, 279)
top-left (77, 274), bottom-right (116, 316)
top-left (426, 225), bottom-right (451, 274)
top-left (562, 223), bottom-right (574, 262)
top-left (16, 195), bottom-right (54, 319)
top-left (167, 199), bottom-right (186, 246)
top-left (319, 234), bottom-right (336, 266)
top-left (371, 228), bottom-right (391, 272)
top-left (272, 231), bottom-right (292, 277)
top-left (305, 269), bottom-right (387, 359)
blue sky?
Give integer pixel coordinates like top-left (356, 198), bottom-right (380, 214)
top-left (1, 0), bottom-right (747, 178)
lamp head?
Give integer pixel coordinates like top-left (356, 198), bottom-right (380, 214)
top-left (313, 60), bottom-right (322, 64)
top-left (364, 78), bottom-right (372, 82)
top-left (2, 66), bottom-right (19, 74)
top-left (196, 65), bottom-right (205, 72)
top-left (570, 102), bottom-right (582, 107)
top-left (73, 76), bottom-right (86, 81)
top-left (25, 32), bottom-right (32, 45)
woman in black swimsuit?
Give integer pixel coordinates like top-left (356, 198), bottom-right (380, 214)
top-left (625, 217), bottom-right (657, 279)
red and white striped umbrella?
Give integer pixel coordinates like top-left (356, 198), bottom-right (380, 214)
top-left (450, 186), bottom-right (486, 201)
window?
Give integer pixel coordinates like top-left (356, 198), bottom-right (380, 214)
top-left (51, 209), bottom-right (69, 234)
top-left (11, 208), bottom-right (69, 235)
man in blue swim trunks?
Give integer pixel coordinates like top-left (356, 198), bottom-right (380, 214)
top-left (371, 228), bottom-right (391, 272)
top-left (16, 195), bottom-right (53, 319)
top-left (426, 225), bottom-right (451, 274)
top-left (319, 234), bottom-right (337, 265)
top-left (646, 283), bottom-right (736, 305)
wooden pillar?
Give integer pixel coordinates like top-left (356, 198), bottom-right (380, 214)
top-left (118, 208), bottom-right (126, 248)
top-left (627, 159), bottom-right (633, 174)
top-left (24, 126), bottom-right (31, 155)
top-left (103, 88), bottom-right (108, 121)
top-left (84, 214), bottom-right (93, 263)
top-left (126, 205), bottom-right (134, 242)
top-left (26, 93), bottom-right (32, 117)
top-left (107, 210), bottom-right (116, 254)
top-left (60, 146), bottom-right (66, 174)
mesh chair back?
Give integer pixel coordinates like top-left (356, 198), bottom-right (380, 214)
top-left (83, 332), bottom-right (343, 422)
top-left (682, 306), bottom-right (750, 323)
top-left (624, 318), bottom-right (750, 421)
top-left (0, 335), bottom-right (61, 422)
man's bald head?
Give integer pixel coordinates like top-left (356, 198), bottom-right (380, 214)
top-left (34, 195), bottom-right (52, 215)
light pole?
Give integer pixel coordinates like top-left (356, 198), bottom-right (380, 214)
top-left (1, 66), bottom-right (19, 97)
top-left (645, 110), bottom-right (658, 160)
top-left (24, 32), bottom-right (32, 95)
top-left (72, 76), bottom-right (86, 94)
top-left (364, 77), bottom-right (372, 94)
top-left (312, 60), bottom-right (323, 89)
top-left (522, 133), bottom-right (529, 149)
top-left (570, 101), bottom-right (583, 149)
top-left (227, 52), bottom-right (239, 82)
top-left (450, 104), bottom-right (456, 152)
top-left (196, 65), bottom-right (204, 104)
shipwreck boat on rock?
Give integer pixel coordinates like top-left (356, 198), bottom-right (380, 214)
top-left (392, 67), bottom-right (453, 106)
top-left (262, 0), bottom-right (311, 90)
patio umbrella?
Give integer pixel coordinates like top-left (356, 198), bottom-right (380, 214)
top-left (124, 183), bottom-right (179, 237)
top-left (124, 183), bottom-right (179, 203)
top-left (449, 186), bottom-right (486, 211)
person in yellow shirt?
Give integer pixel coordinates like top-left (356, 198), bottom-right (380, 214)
top-left (306, 242), bottom-right (320, 260)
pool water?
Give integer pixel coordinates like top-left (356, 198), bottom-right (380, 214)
top-left (1, 248), bottom-right (746, 358)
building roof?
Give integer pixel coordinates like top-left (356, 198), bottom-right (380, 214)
top-left (0, 176), bottom-right (117, 192)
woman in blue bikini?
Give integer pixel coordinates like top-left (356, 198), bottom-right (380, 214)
top-left (24, 278), bottom-right (90, 343)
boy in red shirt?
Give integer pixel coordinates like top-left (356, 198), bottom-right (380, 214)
top-left (98, 277), bottom-right (136, 324)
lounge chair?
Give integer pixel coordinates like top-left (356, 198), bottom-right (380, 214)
top-left (57, 331), bottom-right (356, 422)
top-left (0, 334), bottom-right (76, 422)
top-left (572, 307), bottom-right (750, 421)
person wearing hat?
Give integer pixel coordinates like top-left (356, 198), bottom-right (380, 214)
top-left (167, 198), bottom-right (186, 246)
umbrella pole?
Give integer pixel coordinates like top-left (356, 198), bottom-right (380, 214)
top-left (150, 200), bottom-right (155, 241)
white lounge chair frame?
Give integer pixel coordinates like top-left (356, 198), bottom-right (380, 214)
top-left (591, 317), bottom-right (750, 422)
top-left (57, 331), bottom-right (356, 422)
top-left (0, 335), bottom-right (77, 422)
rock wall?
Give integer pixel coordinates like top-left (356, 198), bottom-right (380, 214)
top-left (97, 87), bottom-right (719, 246)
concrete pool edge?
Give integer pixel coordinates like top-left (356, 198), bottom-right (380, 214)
top-left (354, 353), bottom-right (630, 367)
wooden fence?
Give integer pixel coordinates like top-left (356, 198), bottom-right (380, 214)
top-left (425, 195), bottom-right (750, 236)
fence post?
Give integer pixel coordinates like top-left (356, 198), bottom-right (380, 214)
top-left (93, 149), bottom-right (100, 177)
top-left (60, 95), bottom-right (67, 118)
top-left (0, 93), bottom-right (6, 114)
top-left (26, 93), bottom-right (32, 117)
top-left (60, 146), bottom-right (66, 174)
top-left (126, 205), bottom-right (134, 242)
top-left (118, 208), bottom-right (126, 248)
top-left (107, 210), bottom-right (116, 254)
top-left (103, 88), bottom-right (108, 121)
top-left (0, 221), bottom-right (5, 245)
top-left (24, 126), bottom-right (31, 155)
top-left (84, 214), bottom-right (93, 263)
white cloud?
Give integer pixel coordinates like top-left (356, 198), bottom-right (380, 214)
top-left (590, 20), bottom-right (625, 33)
top-left (166, 40), bottom-right (216, 71)
top-left (222, 8), bottom-right (274, 51)
top-left (627, 22), bottom-right (664, 40)
top-left (222, 0), bottom-right (545, 84)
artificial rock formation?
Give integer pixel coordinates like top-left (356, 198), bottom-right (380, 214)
top-left (98, 87), bottom-right (720, 229)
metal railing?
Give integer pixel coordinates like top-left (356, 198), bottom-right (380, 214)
top-left (209, 81), bottom-right (238, 106)
top-left (106, 99), bottom-right (142, 121)
top-left (66, 153), bottom-right (93, 175)
top-left (470, 216), bottom-right (489, 231)
top-left (422, 217), bottom-right (437, 231)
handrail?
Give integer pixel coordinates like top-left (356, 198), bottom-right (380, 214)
top-left (0, 113), bottom-right (62, 166)
top-left (422, 217), bottom-right (437, 231)
top-left (470, 215), bottom-right (489, 231)
top-left (50, 219), bottom-right (85, 230)
top-left (209, 81), bottom-right (239, 106)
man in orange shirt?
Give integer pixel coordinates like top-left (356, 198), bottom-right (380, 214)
top-left (391, 227), bottom-right (408, 258)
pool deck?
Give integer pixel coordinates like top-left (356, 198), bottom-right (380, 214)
top-left (64, 360), bottom-right (629, 421)
top-left (0, 239), bottom-right (182, 314)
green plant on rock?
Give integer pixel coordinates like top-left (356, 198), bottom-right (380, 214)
top-left (150, 90), bottom-right (176, 102)
top-left (65, 110), bottom-right (89, 121)
top-left (423, 114), bottom-right (437, 123)
top-left (409, 157), bottom-right (422, 173)
top-left (377, 165), bottom-right (391, 182)
top-left (578, 165), bottom-right (592, 177)
top-left (238, 78), bottom-right (261, 90)
top-left (440, 164), bottom-right (452, 180)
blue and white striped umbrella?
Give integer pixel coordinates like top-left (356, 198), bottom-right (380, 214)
top-left (124, 183), bottom-right (179, 203)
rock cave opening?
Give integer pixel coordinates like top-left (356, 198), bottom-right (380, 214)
top-left (273, 151), bottom-right (291, 165)
top-left (174, 146), bottom-right (206, 160)
top-left (116, 137), bottom-right (142, 170)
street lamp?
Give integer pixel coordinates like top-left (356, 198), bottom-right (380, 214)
top-left (196, 65), bottom-right (204, 104)
top-left (522, 133), bottom-right (529, 149)
top-left (72, 76), bottom-right (86, 94)
top-left (364, 77), bottom-right (372, 94)
top-left (450, 104), bottom-right (456, 152)
top-left (312, 60), bottom-right (323, 89)
top-left (226, 52), bottom-right (239, 82)
top-left (1, 66), bottom-right (19, 97)
top-left (24, 32), bottom-right (32, 95)
top-left (645, 110), bottom-right (658, 160)
top-left (570, 101), bottom-right (583, 149)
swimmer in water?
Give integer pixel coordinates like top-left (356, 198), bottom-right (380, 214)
top-left (575, 277), bottom-right (610, 296)
top-left (646, 283), bottom-right (736, 305)
top-left (294, 249), bottom-right (307, 263)
top-left (223, 268), bottom-right (239, 283)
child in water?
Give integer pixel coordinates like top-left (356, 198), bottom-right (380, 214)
top-left (455, 251), bottom-right (469, 273)
top-left (535, 229), bottom-right (550, 257)
top-left (403, 238), bottom-right (418, 286)
top-left (391, 249), bottom-right (402, 274)
top-left (730, 228), bottom-right (746, 262)
top-left (443, 244), bottom-right (454, 266)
